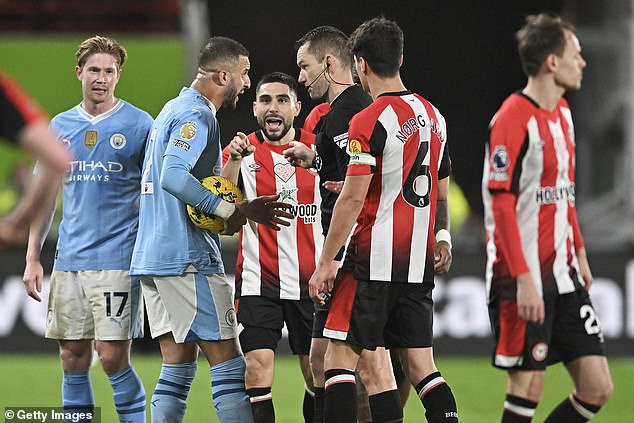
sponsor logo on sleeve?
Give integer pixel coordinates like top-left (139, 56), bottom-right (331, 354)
top-left (171, 139), bottom-right (191, 151)
top-left (489, 145), bottom-right (509, 182)
top-left (179, 121), bottom-right (197, 140)
top-left (348, 139), bottom-right (362, 154)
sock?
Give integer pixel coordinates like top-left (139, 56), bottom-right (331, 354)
top-left (211, 356), bottom-right (253, 423)
top-left (324, 369), bottom-right (356, 423)
top-left (502, 394), bottom-right (538, 422)
top-left (416, 372), bottom-right (458, 423)
top-left (314, 387), bottom-right (325, 423)
top-left (151, 361), bottom-right (197, 423)
top-left (544, 393), bottom-right (601, 423)
top-left (246, 387), bottom-right (274, 423)
top-left (108, 365), bottom-right (146, 423)
top-left (303, 385), bottom-right (315, 423)
top-left (369, 390), bottom-right (403, 422)
top-left (62, 370), bottom-right (94, 422)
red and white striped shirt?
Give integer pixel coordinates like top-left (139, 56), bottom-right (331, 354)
top-left (223, 128), bottom-right (323, 300)
top-left (342, 91), bottom-right (450, 284)
top-left (483, 92), bottom-right (584, 298)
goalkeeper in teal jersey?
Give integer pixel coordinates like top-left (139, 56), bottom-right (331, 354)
top-left (130, 36), bottom-right (292, 423)
top-left (23, 36), bottom-right (152, 423)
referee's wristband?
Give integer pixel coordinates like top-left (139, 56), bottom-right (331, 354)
top-left (311, 145), bottom-right (322, 171)
top-left (214, 199), bottom-right (236, 220)
top-left (435, 229), bottom-right (452, 248)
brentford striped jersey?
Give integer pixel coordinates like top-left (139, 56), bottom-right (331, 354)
top-left (483, 92), bottom-right (584, 298)
top-left (223, 128), bottom-right (323, 300)
top-left (342, 91), bottom-right (450, 284)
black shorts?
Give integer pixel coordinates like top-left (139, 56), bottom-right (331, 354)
top-left (312, 301), bottom-right (330, 338)
top-left (237, 295), bottom-right (314, 355)
top-left (488, 286), bottom-right (606, 371)
top-left (324, 271), bottom-right (434, 350)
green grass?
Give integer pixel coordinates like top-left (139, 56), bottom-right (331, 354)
top-left (1, 354), bottom-right (632, 422)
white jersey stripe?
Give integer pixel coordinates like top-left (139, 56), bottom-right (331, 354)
top-left (239, 154), bottom-right (262, 296)
top-left (369, 105), bottom-right (400, 281)
top-left (276, 155), bottom-right (301, 300)
top-left (550, 118), bottom-right (575, 293)
top-left (519, 117), bottom-right (543, 295)
top-left (408, 95), bottom-right (431, 282)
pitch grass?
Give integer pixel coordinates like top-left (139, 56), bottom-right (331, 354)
top-left (1, 354), bottom-right (632, 422)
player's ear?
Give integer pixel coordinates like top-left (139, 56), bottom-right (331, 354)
top-left (294, 100), bottom-right (302, 117)
top-left (75, 65), bottom-right (82, 80)
top-left (253, 100), bottom-right (258, 117)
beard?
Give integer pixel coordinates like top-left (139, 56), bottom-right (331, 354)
top-left (221, 84), bottom-right (239, 110)
top-left (262, 124), bottom-right (291, 142)
top-left (257, 115), bottom-right (292, 141)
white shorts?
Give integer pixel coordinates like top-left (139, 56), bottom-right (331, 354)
top-left (45, 270), bottom-right (144, 341)
top-left (140, 271), bottom-right (237, 343)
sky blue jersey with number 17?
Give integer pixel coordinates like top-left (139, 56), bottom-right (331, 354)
top-left (50, 100), bottom-right (152, 271)
top-left (130, 87), bottom-right (225, 276)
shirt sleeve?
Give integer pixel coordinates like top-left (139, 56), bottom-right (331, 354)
top-left (346, 114), bottom-right (381, 177)
top-left (486, 110), bottom-right (529, 194)
top-left (491, 190), bottom-right (530, 277)
top-left (164, 107), bottom-right (212, 169)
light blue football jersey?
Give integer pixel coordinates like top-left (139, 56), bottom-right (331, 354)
top-left (130, 87), bottom-right (225, 276)
top-left (50, 100), bottom-right (153, 271)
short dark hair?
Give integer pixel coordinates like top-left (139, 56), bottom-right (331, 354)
top-left (295, 26), bottom-right (351, 70)
top-left (198, 36), bottom-right (249, 71)
top-left (516, 13), bottom-right (575, 77)
top-left (348, 17), bottom-right (403, 78)
top-left (256, 72), bottom-right (300, 99)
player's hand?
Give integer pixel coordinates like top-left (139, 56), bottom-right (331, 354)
top-left (23, 259), bottom-right (44, 302)
top-left (309, 260), bottom-right (337, 305)
top-left (516, 272), bottom-right (544, 324)
top-left (228, 132), bottom-right (255, 161)
top-left (576, 247), bottom-right (593, 291)
top-left (323, 181), bottom-right (343, 194)
top-left (235, 194), bottom-right (294, 231)
top-left (283, 141), bottom-right (315, 169)
top-left (434, 241), bottom-right (452, 274)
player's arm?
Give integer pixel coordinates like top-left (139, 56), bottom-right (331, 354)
top-left (0, 123), bottom-right (70, 247)
top-left (487, 111), bottom-right (544, 323)
top-left (309, 173), bottom-right (372, 304)
top-left (22, 173), bottom-right (60, 302)
top-left (222, 132), bottom-right (253, 184)
top-left (161, 154), bottom-right (291, 233)
top-left (434, 176), bottom-right (452, 274)
top-left (283, 140), bottom-right (316, 169)
top-left (569, 204), bottom-right (593, 290)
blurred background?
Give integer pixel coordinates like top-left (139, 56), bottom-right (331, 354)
top-left (1, 0), bottom-right (632, 355)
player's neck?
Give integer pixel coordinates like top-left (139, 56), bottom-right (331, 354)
top-left (81, 97), bottom-right (119, 117)
top-left (523, 77), bottom-right (565, 112)
top-left (367, 75), bottom-right (406, 100)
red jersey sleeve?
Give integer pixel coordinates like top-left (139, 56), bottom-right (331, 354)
top-left (486, 106), bottom-right (530, 194)
top-left (487, 98), bottom-right (534, 277)
top-left (346, 109), bottom-right (381, 177)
